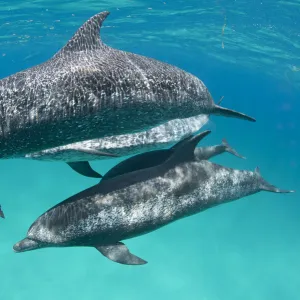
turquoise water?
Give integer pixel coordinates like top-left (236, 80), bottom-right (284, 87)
top-left (0, 1), bottom-right (299, 299)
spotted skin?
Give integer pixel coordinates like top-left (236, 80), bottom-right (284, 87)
top-left (0, 11), bottom-right (254, 159)
top-left (13, 132), bottom-right (293, 261)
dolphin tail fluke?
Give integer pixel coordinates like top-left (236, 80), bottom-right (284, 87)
top-left (255, 167), bottom-right (295, 193)
top-left (67, 161), bottom-right (103, 178)
top-left (222, 139), bottom-right (246, 159)
top-left (212, 105), bottom-right (256, 122)
top-left (261, 181), bottom-right (295, 194)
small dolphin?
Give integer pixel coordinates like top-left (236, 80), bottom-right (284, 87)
top-left (0, 205), bottom-right (5, 219)
top-left (0, 11), bottom-right (255, 159)
top-left (13, 131), bottom-right (293, 265)
top-left (76, 135), bottom-right (245, 180)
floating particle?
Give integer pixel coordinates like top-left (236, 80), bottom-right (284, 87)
top-left (221, 15), bottom-right (226, 49)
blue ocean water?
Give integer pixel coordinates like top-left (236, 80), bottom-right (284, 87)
top-left (0, 1), bottom-right (299, 299)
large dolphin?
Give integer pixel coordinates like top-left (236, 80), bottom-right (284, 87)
top-left (0, 11), bottom-right (255, 159)
top-left (13, 131), bottom-right (293, 264)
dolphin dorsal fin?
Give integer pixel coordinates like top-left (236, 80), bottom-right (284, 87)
top-left (58, 11), bottom-right (110, 54)
top-left (166, 130), bottom-right (211, 165)
top-left (255, 166), bottom-right (261, 175)
top-left (170, 134), bottom-right (194, 151)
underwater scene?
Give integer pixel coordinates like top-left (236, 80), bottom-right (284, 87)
top-left (0, 0), bottom-right (299, 299)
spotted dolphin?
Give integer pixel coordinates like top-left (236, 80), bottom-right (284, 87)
top-left (0, 11), bottom-right (255, 159)
top-left (13, 131), bottom-right (293, 265)
top-left (67, 133), bottom-right (244, 179)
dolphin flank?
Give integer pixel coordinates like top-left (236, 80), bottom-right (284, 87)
top-left (13, 131), bottom-right (293, 265)
top-left (0, 11), bottom-right (255, 159)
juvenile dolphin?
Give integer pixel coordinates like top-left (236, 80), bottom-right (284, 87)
top-left (76, 135), bottom-right (244, 179)
top-left (13, 131), bottom-right (293, 264)
top-left (0, 11), bottom-right (255, 159)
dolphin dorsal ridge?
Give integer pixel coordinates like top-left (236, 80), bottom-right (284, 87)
top-left (57, 11), bottom-right (110, 54)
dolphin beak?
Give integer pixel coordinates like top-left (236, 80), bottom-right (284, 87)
top-left (13, 238), bottom-right (41, 253)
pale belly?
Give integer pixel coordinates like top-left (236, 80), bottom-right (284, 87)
top-left (24, 114), bottom-right (209, 162)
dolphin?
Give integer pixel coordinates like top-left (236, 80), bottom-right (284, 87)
top-left (13, 131), bottom-right (294, 264)
top-left (68, 134), bottom-right (245, 179)
top-left (0, 11), bottom-right (255, 159)
top-left (0, 205), bottom-right (4, 219)
top-left (24, 114), bottom-right (209, 162)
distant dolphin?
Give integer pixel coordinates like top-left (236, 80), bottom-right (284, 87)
top-left (0, 11), bottom-right (255, 159)
top-left (0, 205), bottom-right (4, 219)
top-left (13, 131), bottom-right (293, 265)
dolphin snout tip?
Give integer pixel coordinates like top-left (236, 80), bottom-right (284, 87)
top-left (13, 238), bottom-right (40, 253)
top-left (13, 242), bottom-right (22, 253)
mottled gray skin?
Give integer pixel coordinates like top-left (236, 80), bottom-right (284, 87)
top-left (13, 132), bottom-right (292, 263)
top-left (0, 11), bottom-right (254, 159)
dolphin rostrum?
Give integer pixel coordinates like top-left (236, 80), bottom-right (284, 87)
top-left (0, 11), bottom-right (255, 159)
top-left (13, 131), bottom-right (293, 265)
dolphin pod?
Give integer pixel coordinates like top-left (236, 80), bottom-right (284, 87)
top-left (0, 11), bottom-right (254, 161)
top-left (13, 131), bottom-right (294, 265)
top-left (0, 11), bottom-right (293, 266)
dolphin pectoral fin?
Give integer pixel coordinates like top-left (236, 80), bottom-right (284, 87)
top-left (67, 162), bottom-right (103, 178)
top-left (213, 105), bottom-right (256, 122)
top-left (95, 242), bottom-right (147, 265)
